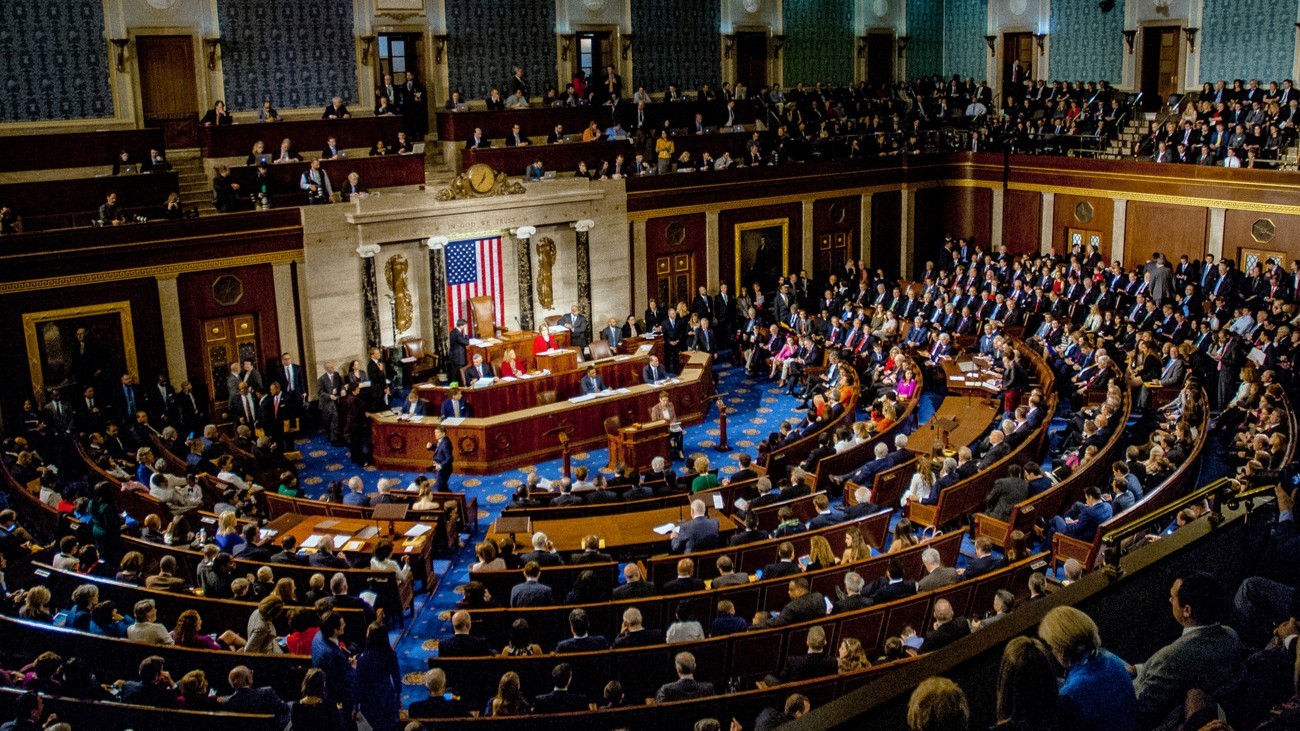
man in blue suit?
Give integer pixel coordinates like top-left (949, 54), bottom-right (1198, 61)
top-left (670, 500), bottom-right (719, 554)
top-left (1050, 486), bottom-right (1113, 542)
top-left (342, 476), bottom-right (369, 506)
top-left (311, 613), bottom-right (357, 717)
top-left (806, 494), bottom-right (845, 530)
top-left (510, 561), bottom-right (556, 607)
top-left (580, 365), bottom-right (607, 394)
top-left (275, 352), bottom-right (308, 407)
top-left (398, 391), bottom-right (426, 417)
top-left (427, 425), bottom-right (453, 491)
top-left (642, 355), bottom-right (668, 383)
top-left (440, 387), bottom-right (472, 418)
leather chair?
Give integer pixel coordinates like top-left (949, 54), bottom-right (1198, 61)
top-left (603, 415), bottom-right (622, 436)
top-left (543, 315), bottom-right (563, 328)
top-left (588, 340), bottom-right (614, 361)
top-left (537, 390), bottom-right (558, 406)
top-left (468, 296), bottom-right (499, 338)
top-left (400, 338), bottom-right (437, 382)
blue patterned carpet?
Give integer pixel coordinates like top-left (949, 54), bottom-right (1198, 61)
top-left (291, 362), bottom-right (916, 703)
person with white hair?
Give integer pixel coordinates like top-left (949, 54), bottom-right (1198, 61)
top-left (833, 572), bottom-right (871, 612)
top-left (519, 532), bottom-right (563, 566)
top-left (920, 598), bottom-right (970, 653)
top-left (342, 475), bottom-right (368, 506)
top-left (917, 548), bottom-right (958, 591)
top-left (670, 500), bottom-right (719, 554)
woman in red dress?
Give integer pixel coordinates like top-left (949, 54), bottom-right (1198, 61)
top-left (499, 348), bottom-right (526, 377)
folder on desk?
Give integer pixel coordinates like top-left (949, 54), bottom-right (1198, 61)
top-left (440, 417), bottom-right (465, 426)
top-left (473, 377), bottom-right (495, 387)
top-left (331, 535), bottom-right (349, 549)
top-left (300, 534), bottom-right (326, 549)
top-left (355, 526), bottom-right (379, 540)
top-left (343, 540), bottom-right (365, 552)
top-left (404, 524), bottom-right (432, 537)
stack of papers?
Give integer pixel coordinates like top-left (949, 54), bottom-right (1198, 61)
top-left (404, 524), bottom-right (432, 538)
top-left (440, 417), bottom-right (465, 426)
top-left (331, 535), bottom-right (350, 549)
top-left (301, 534), bottom-right (326, 549)
top-left (653, 522), bottom-right (677, 535)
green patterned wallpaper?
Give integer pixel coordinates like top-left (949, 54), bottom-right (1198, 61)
top-left (906, 0), bottom-right (945, 79)
top-left (783, 0), bottom-right (855, 85)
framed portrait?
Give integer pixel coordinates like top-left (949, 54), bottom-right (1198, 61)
top-left (734, 219), bottom-right (789, 294)
top-left (23, 301), bottom-right (137, 405)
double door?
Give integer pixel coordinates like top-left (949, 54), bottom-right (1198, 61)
top-left (202, 314), bottom-right (259, 414)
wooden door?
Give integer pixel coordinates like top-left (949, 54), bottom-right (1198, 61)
top-left (378, 33), bottom-right (423, 88)
top-left (866, 33), bottom-right (895, 87)
top-left (815, 232), bottom-right (852, 287)
top-left (1064, 228), bottom-right (1104, 257)
top-left (654, 254), bottom-right (696, 312)
top-left (1002, 33), bottom-right (1034, 96)
top-left (202, 314), bottom-right (259, 411)
top-left (1141, 27), bottom-right (1180, 111)
top-left (575, 31), bottom-right (614, 83)
top-left (736, 32), bottom-right (768, 91)
top-left (136, 35), bottom-right (198, 148)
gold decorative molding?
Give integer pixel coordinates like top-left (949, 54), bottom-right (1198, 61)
top-left (23, 301), bottom-right (137, 404)
top-left (0, 248), bottom-right (303, 295)
top-left (435, 165), bottom-right (525, 201)
top-left (1005, 182), bottom-right (1300, 217)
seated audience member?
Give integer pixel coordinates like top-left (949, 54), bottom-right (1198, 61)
top-left (613, 607), bottom-right (665, 648)
top-left (655, 652), bottom-right (715, 703)
top-left (781, 625), bottom-right (838, 681)
top-left (710, 600), bottom-right (749, 636)
top-left (408, 668), bottom-right (467, 718)
top-left (1037, 606), bottom-right (1138, 731)
top-left (509, 562), bottom-right (555, 607)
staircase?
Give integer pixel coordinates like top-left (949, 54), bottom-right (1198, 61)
top-left (172, 151), bottom-right (214, 216)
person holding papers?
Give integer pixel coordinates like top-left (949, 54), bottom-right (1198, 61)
top-left (448, 319), bottom-right (470, 382)
top-left (643, 355), bottom-right (669, 384)
top-left (580, 366), bottom-right (607, 395)
top-left (499, 348), bottom-right (526, 377)
top-left (399, 391), bottom-right (426, 417)
top-left (650, 390), bottom-right (684, 460)
top-left (440, 387), bottom-right (472, 418)
top-left (670, 500), bottom-right (720, 554)
top-left (426, 425), bottom-right (454, 491)
top-left (462, 353), bottom-right (494, 384)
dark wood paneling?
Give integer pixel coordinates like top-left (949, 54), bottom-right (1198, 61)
top-left (1003, 189), bottom-right (1041, 255)
top-left (646, 213), bottom-right (707, 308)
top-left (812, 196), bottom-right (862, 283)
top-left (0, 278), bottom-right (166, 415)
top-left (1125, 202), bottom-right (1207, 268)
top-left (1052, 193), bottom-right (1114, 255)
top-left (0, 173), bottom-right (180, 231)
top-left (227, 154), bottom-right (426, 204)
top-left (871, 191), bottom-right (902, 277)
top-left (437, 101), bottom-right (754, 143)
top-left (177, 265), bottom-right (282, 391)
top-left (718, 203), bottom-right (803, 294)
top-left (914, 187), bottom-right (992, 276)
top-left (1223, 210), bottom-right (1300, 265)
top-left (0, 129), bottom-right (166, 173)
top-left (199, 117), bottom-right (406, 158)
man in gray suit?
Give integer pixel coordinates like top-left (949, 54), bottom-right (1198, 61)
top-left (560, 305), bottom-right (590, 350)
top-left (670, 499), bottom-right (719, 554)
top-left (916, 548), bottom-right (959, 592)
top-left (1131, 573), bottom-right (1244, 729)
top-left (1145, 253), bottom-right (1175, 306)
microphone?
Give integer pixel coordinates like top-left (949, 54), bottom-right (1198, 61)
top-left (515, 316), bottom-right (523, 330)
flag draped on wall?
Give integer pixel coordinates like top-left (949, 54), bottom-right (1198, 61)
top-left (445, 237), bottom-right (504, 328)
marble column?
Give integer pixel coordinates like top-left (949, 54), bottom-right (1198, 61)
top-left (357, 243), bottom-right (382, 350)
top-left (631, 219), bottom-right (649, 310)
top-left (426, 237), bottom-right (449, 363)
top-left (154, 275), bottom-right (187, 385)
top-left (801, 200), bottom-right (815, 274)
top-left (1206, 207), bottom-right (1226, 261)
top-left (574, 220), bottom-right (595, 341)
top-left (899, 188), bottom-right (915, 277)
top-left (1111, 200), bottom-right (1128, 265)
top-left (1040, 192), bottom-right (1056, 255)
top-left (512, 227), bottom-right (537, 330)
top-left (704, 211), bottom-right (720, 290)
top-left (860, 192), bottom-right (873, 268)
top-left (272, 261), bottom-right (299, 358)
top-left (990, 188), bottom-right (1005, 250)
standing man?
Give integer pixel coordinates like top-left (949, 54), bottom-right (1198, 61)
top-left (259, 382), bottom-right (286, 441)
top-left (427, 425), bottom-right (453, 491)
top-left (602, 317), bottom-right (623, 349)
top-left (366, 347), bottom-right (390, 412)
top-left (317, 362), bottom-right (344, 445)
top-left (276, 352), bottom-right (307, 409)
top-left (448, 318), bottom-right (470, 383)
top-left (561, 305), bottom-right (589, 352)
top-left (398, 72), bottom-right (428, 140)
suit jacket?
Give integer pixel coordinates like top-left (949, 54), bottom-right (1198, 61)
top-left (1134, 624), bottom-right (1243, 727)
top-left (978, 441), bottom-right (1010, 470)
top-left (663, 576), bottom-right (706, 594)
top-left (518, 549), bottom-right (564, 567)
top-left (984, 477), bottom-right (1028, 520)
top-left (781, 652), bottom-right (838, 682)
top-left (917, 566), bottom-right (959, 592)
top-left (463, 363), bottom-right (494, 382)
top-left (509, 580), bottom-right (555, 607)
top-left (962, 554), bottom-right (1004, 579)
top-left (220, 687), bottom-right (288, 719)
top-left (671, 516), bottom-right (719, 553)
top-left (556, 635), bottom-right (609, 653)
top-left (921, 617), bottom-right (971, 653)
top-left (440, 398), bottom-right (472, 419)
top-left (533, 688), bottom-right (589, 714)
top-left (449, 328), bottom-right (470, 367)
top-left (438, 633), bottom-right (493, 657)
top-left (775, 592), bottom-right (828, 625)
top-left (655, 678), bottom-right (715, 703)
top-left (761, 559), bottom-right (802, 580)
top-left (570, 549), bottom-right (614, 565)
top-left (560, 313), bottom-right (589, 346)
top-left (580, 375), bottom-right (606, 394)
top-left (643, 364), bottom-right (669, 383)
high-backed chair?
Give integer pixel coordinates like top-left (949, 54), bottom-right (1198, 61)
top-left (537, 390), bottom-right (558, 406)
top-left (588, 340), bottom-right (614, 361)
top-left (603, 415), bottom-right (622, 436)
top-left (468, 296), bottom-right (498, 338)
top-left (543, 315), bottom-right (563, 328)
top-left (399, 338), bottom-right (437, 382)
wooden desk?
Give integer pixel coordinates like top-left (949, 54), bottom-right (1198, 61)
top-left (486, 504), bottom-right (737, 554)
top-left (261, 513), bottom-right (436, 590)
top-left (939, 355), bottom-right (1003, 396)
top-left (226, 154), bottom-right (425, 205)
top-left (417, 354), bottom-right (648, 416)
top-left (0, 172), bottom-right (180, 231)
top-left (199, 116), bottom-right (407, 158)
top-left (535, 349), bottom-right (579, 373)
top-left (463, 329), bottom-right (571, 370)
top-left (904, 390), bottom-right (999, 454)
top-left (464, 139), bottom-right (633, 176)
top-left (616, 335), bottom-right (664, 358)
top-left (373, 352), bottom-right (715, 474)
top-left (608, 420), bottom-right (670, 471)
top-left (0, 128), bottom-right (166, 173)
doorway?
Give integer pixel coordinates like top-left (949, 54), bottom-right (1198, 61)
top-left (865, 33), bottom-right (895, 88)
top-left (377, 33), bottom-right (423, 89)
top-left (1064, 228), bottom-right (1104, 257)
top-left (574, 31), bottom-right (614, 86)
top-left (735, 32), bottom-right (768, 92)
top-left (1140, 26), bottom-right (1181, 111)
top-left (136, 35), bottom-right (199, 149)
top-left (202, 314), bottom-right (259, 413)
top-left (1002, 33), bottom-right (1034, 99)
top-left (654, 254), bottom-right (696, 312)
top-left (815, 232), bottom-right (853, 287)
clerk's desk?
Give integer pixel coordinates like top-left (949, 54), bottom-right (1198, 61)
top-left (372, 351), bottom-right (715, 474)
top-left (487, 504), bottom-right (737, 555)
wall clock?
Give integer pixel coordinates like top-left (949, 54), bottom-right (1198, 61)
top-left (742, 0), bottom-right (762, 14)
top-left (1009, 0), bottom-right (1029, 17)
top-left (873, 0), bottom-right (890, 18)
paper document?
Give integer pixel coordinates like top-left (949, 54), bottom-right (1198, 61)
top-left (652, 522), bottom-right (677, 536)
top-left (300, 534), bottom-right (326, 549)
top-left (499, 376), bottom-right (517, 382)
top-left (316, 520), bottom-right (339, 529)
top-left (548, 326), bottom-right (568, 334)
top-left (958, 362), bottom-right (977, 373)
top-left (440, 417), bottom-right (465, 426)
top-left (355, 526), bottom-right (380, 540)
top-left (1248, 347), bottom-right (1266, 365)
top-left (331, 535), bottom-right (350, 549)
top-left (404, 524), bottom-right (432, 537)
top-left (569, 394), bottom-right (596, 403)
top-left (344, 540), bottom-right (365, 552)
top-left (473, 377), bottom-right (495, 387)
top-left (712, 494), bottom-right (724, 510)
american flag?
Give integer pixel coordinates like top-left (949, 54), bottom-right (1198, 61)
top-left (445, 237), bottom-right (504, 330)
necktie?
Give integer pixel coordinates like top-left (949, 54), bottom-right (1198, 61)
top-left (125, 388), bottom-right (135, 414)
top-left (453, 401), bottom-right (460, 417)
top-left (274, 396), bottom-right (279, 416)
top-left (244, 396), bottom-right (253, 420)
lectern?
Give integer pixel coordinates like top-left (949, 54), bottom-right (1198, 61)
top-left (608, 419), bottom-right (671, 471)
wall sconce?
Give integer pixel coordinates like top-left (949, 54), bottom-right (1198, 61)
top-left (621, 33), bottom-right (634, 60)
top-left (561, 36), bottom-right (572, 62)
top-left (772, 35), bottom-right (787, 59)
top-left (109, 38), bottom-right (129, 72)
top-left (203, 37), bottom-right (223, 70)
top-left (896, 36), bottom-right (909, 58)
top-left (434, 35), bottom-right (448, 64)
top-left (359, 35), bottom-right (376, 66)
top-left (1123, 30), bottom-right (1137, 54)
top-left (1033, 33), bottom-right (1047, 54)
top-left (1183, 27), bottom-right (1198, 53)
top-left (724, 34), bottom-right (736, 59)
top-left (984, 35), bottom-right (997, 57)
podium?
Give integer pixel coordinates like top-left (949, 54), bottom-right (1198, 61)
top-left (536, 348), bottom-right (579, 373)
top-left (608, 419), bottom-right (671, 471)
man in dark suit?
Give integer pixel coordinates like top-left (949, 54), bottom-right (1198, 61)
top-left (509, 562), bottom-right (556, 607)
top-left (612, 565), bottom-right (656, 601)
top-left (448, 318), bottom-right (470, 383)
top-left (320, 136), bottom-right (344, 160)
top-left (462, 353), bottom-right (494, 383)
top-left (569, 535), bottom-right (613, 565)
top-left (560, 305), bottom-right (589, 350)
top-left (613, 607), bottom-right (665, 648)
top-left (655, 652), bottom-right (716, 703)
top-left (831, 442), bottom-right (893, 488)
top-left (663, 558), bottom-right (706, 594)
top-left (579, 366), bottom-right (607, 395)
top-left (962, 537), bottom-right (1004, 579)
top-left (258, 382), bottom-right (287, 439)
top-left (269, 535), bottom-right (306, 565)
top-left (727, 453), bottom-right (759, 484)
top-left (670, 500), bottom-right (720, 553)
top-left (780, 625), bottom-right (838, 681)
top-left (322, 97), bottom-right (350, 119)
top-left (532, 663), bottom-right (589, 714)
top-left (869, 560), bottom-right (917, 603)
top-left (464, 127), bottom-right (489, 149)
top-left (843, 485), bottom-right (882, 520)
top-left (406, 669), bottom-right (466, 719)
top-left (426, 425), bottom-right (453, 491)
top-left (692, 318), bottom-right (716, 355)
top-left (983, 464), bottom-right (1029, 521)
top-left (365, 347), bottom-right (389, 411)
top-left (977, 430), bottom-right (1010, 470)
top-left (920, 599), bottom-right (971, 653)
top-left (762, 542), bottom-right (803, 579)
top-left (556, 609), bottom-right (609, 653)
top-left (762, 577), bottom-right (828, 627)
top-left (439, 387), bottom-right (471, 419)
top-left (642, 355), bottom-right (669, 384)
top-left (317, 362), bottom-right (345, 444)
top-left (439, 611), bottom-right (493, 657)
top-left (219, 666), bottom-right (289, 724)
top-left (833, 572), bottom-right (873, 613)
top-left (806, 494), bottom-right (845, 530)
top-left (114, 373), bottom-right (145, 426)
